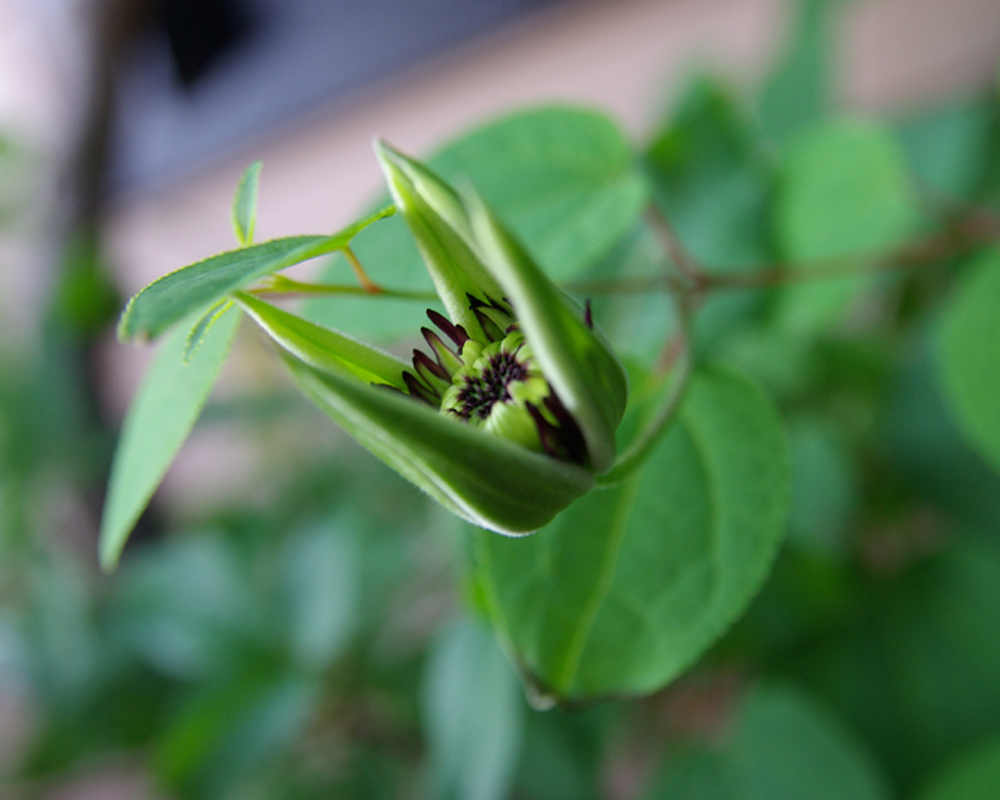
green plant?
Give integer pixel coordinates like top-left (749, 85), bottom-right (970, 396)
top-left (7, 3), bottom-right (991, 797)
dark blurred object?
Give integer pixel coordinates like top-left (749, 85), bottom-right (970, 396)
top-left (113, 0), bottom-right (564, 192)
top-left (160, 0), bottom-right (252, 87)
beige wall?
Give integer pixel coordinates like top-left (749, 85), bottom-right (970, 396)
top-left (104, 0), bottom-right (1000, 297)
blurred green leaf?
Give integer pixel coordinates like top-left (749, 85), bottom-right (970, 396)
top-left (786, 417), bottom-right (859, 558)
top-left (645, 77), bottom-right (775, 269)
top-left (423, 616), bottom-right (524, 800)
top-left (232, 160), bottom-right (262, 246)
top-left (795, 542), bottom-right (1000, 788)
top-left (117, 205), bottom-right (394, 342)
top-left (774, 120), bottom-right (921, 331)
top-left (308, 106), bottom-right (649, 341)
top-left (937, 249), bottom-right (1000, 474)
top-left (515, 707), bottom-right (606, 800)
top-left (156, 670), bottom-right (317, 792)
top-left (728, 685), bottom-right (889, 800)
top-left (886, 327), bottom-right (1000, 532)
top-left (100, 305), bottom-right (241, 571)
top-left (648, 684), bottom-right (889, 800)
top-left (758, 0), bottom-right (838, 147)
top-left (53, 228), bottom-right (121, 336)
top-left (476, 367), bottom-right (789, 699)
top-left (896, 97), bottom-right (995, 201)
top-left (112, 533), bottom-right (260, 680)
top-left (916, 736), bottom-right (1000, 800)
top-left (280, 518), bottom-right (358, 672)
top-left (430, 106), bottom-right (649, 281)
top-left (776, 119), bottom-right (919, 260)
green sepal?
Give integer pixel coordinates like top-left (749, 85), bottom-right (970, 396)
top-left (233, 291), bottom-right (409, 390)
top-left (374, 140), bottom-right (503, 341)
top-left (281, 353), bottom-right (594, 534)
top-left (465, 192), bottom-right (628, 474)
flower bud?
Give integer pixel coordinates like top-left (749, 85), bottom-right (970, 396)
top-left (239, 144), bottom-right (629, 533)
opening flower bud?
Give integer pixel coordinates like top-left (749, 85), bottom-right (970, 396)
top-left (236, 143), bottom-right (628, 534)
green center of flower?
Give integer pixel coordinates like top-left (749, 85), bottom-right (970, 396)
top-left (399, 296), bottom-right (587, 464)
top-left (447, 344), bottom-right (531, 421)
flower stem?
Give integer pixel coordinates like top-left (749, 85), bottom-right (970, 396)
top-left (248, 274), bottom-right (437, 301)
top-left (343, 246), bottom-right (384, 294)
top-left (568, 206), bottom-right (1000, 299)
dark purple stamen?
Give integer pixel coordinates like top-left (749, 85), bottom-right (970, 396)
top-left (523, 392), bottom-right (588, 465)
top-left (543, 393), bottom-right (588, 464)
top-left (426, 309), bottom-right (469, 348)
top-left (403, 371), bottom-right (438, 406)
top-left (473, 307), bottom-right (505, 342)
top-left (584, 298), bottom-right (593, 330)
top-left (413, 349), bottom-right (449, 382)
top-left (421, 328), bottom-right (457, 364)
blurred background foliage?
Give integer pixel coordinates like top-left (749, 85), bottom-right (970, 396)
top-left (3, 0), bottom-right (1000, 797)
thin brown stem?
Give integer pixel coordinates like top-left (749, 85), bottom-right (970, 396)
top-left (343, 245), bottom-right (383, 294)
top-left (645, 203), bottom-right (709, 286)
top-left (566, 207), bottom-right (1000, 299)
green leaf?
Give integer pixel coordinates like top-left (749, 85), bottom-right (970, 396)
top-left (307, 106), bottom-right (649, 341)
top-left (896, 98), bottom-right (995, 200)
top-left (757, 0), bottom-right (838, 147)
top-left (279, 518), bottom-right (358, 672)
top-left (117, 205), bottom-right (394, 342)
top-left (431, 106), bottom-right (650, 281)
top-left (645, 77), bottom-right (776, 270)
top-left (423, 616), bottom-right (523, 800)
top-left (647, 685), bottom-right (890, 800)
top-left (937, 249), bottom-right (1000, 473)
top-left (794, 543), bottom-right (1000, 787)
top-left (231, 160), bottom-right (262, 246)
top-left (886, 328), bottom-right (1000, 531)
top-left (112, 533), bottom-right (258, 679)
top-left (786, 417), bottom-right (859, 558)
top-left (99, 305), bottom-right (241, 571)
top-left (476, 367), bottom-right (788, 699)
top-left (774, 120), bottom-right (921, 331)
top-left (916, 736), bottom-right (1000, 800)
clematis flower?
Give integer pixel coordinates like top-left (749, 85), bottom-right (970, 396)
top-left (235, 142), bottom-right (628, 534)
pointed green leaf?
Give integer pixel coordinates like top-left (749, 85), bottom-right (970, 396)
top-left (117, 205), bottom-right (394, 343)
top-left (475, 368), bottom-right (788, 699)
top-left (100, 304), bottom-right (241, 571)
top-left (232, 160), bottom-right (262, 246)
top-left (937, 249), bottom-right (1000, 473)
top-left (467, 193), bottom-right (628, 474)
top-left (282, 354), bottom-right (593, 535)
top-left (234, 291), bottom-right (408, 390)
